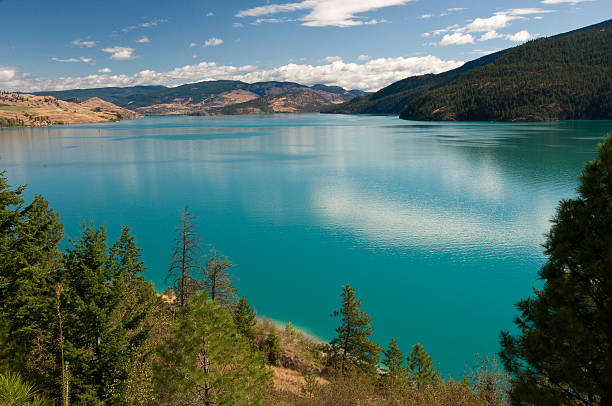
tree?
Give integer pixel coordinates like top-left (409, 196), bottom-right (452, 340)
top-left (202, 250), bottom-right (236, 307)
top-left (328, 285), bottom-right (380, 375)
top-left (233, 295), bottom-right (257, 340)
top-left (154, 292), bottom-right (271, 405)
top-left (500, 135), bottom-right (612, 405)
top-left (167, 205), bottom-right (202, 307)
top-left (0, 371), bottom-right (48, 406)
top-left (264, 332), bottom-right (280, 365)
top-left (382, 338), bottom-right (408, 395)
top-left (58, 223), bottom-right (155, 404)
top-left (407, 343), bottom-right (439, 389)
top-left (0, 173), bottom-right (63, 389)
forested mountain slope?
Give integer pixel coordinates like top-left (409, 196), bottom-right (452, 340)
top-left (400, 19), bottom-right (612, 121)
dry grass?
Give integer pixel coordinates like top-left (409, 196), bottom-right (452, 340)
top-left (0, 93), bottom-right (140, 127)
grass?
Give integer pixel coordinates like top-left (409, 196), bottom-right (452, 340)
top-left (0, 104), bottom-right (29, 111)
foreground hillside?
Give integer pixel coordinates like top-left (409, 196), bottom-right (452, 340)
top-left (34, 81), bottom-right (367, 116)
top-left (0, 92), bottom-right (140, 127)
top-left (400, 19), bottom-right (612, 121)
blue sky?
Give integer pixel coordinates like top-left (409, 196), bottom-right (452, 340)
top-left (0, 0), bottom-right (609, 92)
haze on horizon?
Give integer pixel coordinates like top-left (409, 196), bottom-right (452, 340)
top-left (0, 0), bottom-right (608, 93)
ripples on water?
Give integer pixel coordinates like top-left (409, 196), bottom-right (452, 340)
top-left (1, 115), bottom-right (610, 377)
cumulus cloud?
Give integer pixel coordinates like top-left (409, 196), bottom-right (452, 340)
top-left (420, 14), bottom-right (433, 19)
top-left (236, 0), bottom-right (413, 27)
top-left (189, 42), bottom-right (198, 48)
top-left (506, 30), bottom-right (533, 42)
top-left (72, 39), bottom-right (96, 48)
top-left (319, 56), bottom-right (342, 63)
top-left (440, 32), bottom-right (474, 46)
top-left (204, 38), bottom-right (224, 47)
top-left (426, 8), bottom-right (549, 45)
top-left (136, 36), bottom-right (150, 43)
top-left (206, 11), bottom-right (214, 16)
top-left (479, 31), bottom-right (504, 41)
top-left (0, 66), bottom-right (16, 81)
top-left (1, 55), bottom-right (463, 93)
top-left (98, 67), bottom-right (112, 73)
top-left (357, 54), bottom-right (371, 61)
top-left (102, 46), bottom-right (137, 60)
top-left (51, 57), bottom-right (93, 63)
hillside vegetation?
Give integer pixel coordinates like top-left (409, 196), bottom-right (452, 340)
top-left (0, 92), bottom-right (140, 127)
top-left (400, 19), bottom-right (612, 121)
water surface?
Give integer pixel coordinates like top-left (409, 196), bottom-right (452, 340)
top-left (1, 114), bottom-right (610, 377)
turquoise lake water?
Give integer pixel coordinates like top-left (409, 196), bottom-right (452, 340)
top-left (1, 114), bottom-right (610, 377)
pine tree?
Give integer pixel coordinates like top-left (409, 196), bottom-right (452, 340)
top-left (328, 285), bottom-right (381, 375)
top-left (407, 343), bottom-right (439, 389)
top-left (202, 250), bottom-right (236, 307)
top-left (233, 294), bottom-right (257, 340)
top-left (0, 173), bottom-right (63, 387)
top-left (382, 338), bottom-right (408, 395)
top-left (167, 205), bottom-right (202, 307)
top-left (264, 332), bottom-right (281, 365)
top-left (500, 135), bottom-right (612, 405)
top-left (154, 292), bottom-right (271, 405)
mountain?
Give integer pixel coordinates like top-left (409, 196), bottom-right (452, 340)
top-left (34, 81), bottom-right (366, 116)
top-left (0, 92), bottom-right (140, 127)
top-left (193, 89), bottom-right (334, 115)
top-left (34, 85), bottom-right (167, 107)
top-left (400, 19), bottom-right (612, 121)
top-left (323, 50), bottom-right (507, 115)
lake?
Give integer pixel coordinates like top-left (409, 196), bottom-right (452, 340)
top-left (1, 114), bottom-right (610, 377)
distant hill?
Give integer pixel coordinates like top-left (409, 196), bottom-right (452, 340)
top-left (399, 19), bottom-right (612, 121)
top-left (34, 86), bottom-right (167, 107)
top-left (0, 92), bottom-right (140, 127)
top-left (194, 89), bottom-right (334, 115)
top-left (34, 81), bottom-right (367, 116)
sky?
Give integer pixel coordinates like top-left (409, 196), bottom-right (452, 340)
top-left (0, 0), bottom-right (609, 92)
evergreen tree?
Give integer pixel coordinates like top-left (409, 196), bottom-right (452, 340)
top-left (500, 135), bottom-right (612, 405)
top-left (264, 332), bottom-right (281, 365)
top-left (328, 285), bottom-right (381, 375)
top-left (0, 173), bottom-right (63, 387)
top-left (202, 250), bottom-right (236, 307)
top-left (154, 292), bottom-right (271, 405)
top-left (233, 294), bottom-right (257, 340)
top-left (382, 338), bottom-right (408, 394)
top-left (407, 343), bottom-right (439, 389)
top-left (167, 205), bottom-right (202, 307)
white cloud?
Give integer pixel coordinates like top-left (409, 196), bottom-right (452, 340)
top-left (136, 36), bottom-right (150, 43)
top-left (206, 11), bottom-right (214, 16)
top-left (236, 0), bottom-right (413, 27)
top-left (71, 39), bottom-right (96, 48)
top-left (420, 14), bottom-right (433, 19)
top-left (122, 19), bottom-right (167, 32)
top-left (204, 37), bottom-right (224, 47)
top-left (541, 0), bottom-right (589, 3)
top-left (189, 42), bottom-right (198, 48)
top-left (357, 54), bottom-right (371, 61)
top-left (440, 32), bottom-right (474, 46)
top-left (506, 30), bottom-right (533, 42)
top-left (500, 8), bottom-right (554, 15)
top-left (320, 56), bottom-right (342, 63)
top-left (98, 67), bottom-right (112, 73)
top-left (232, 22), bottom-right (244, 28)
top-left (421, 32), bottom-right (431, 37)
top-left (2, 55), bottom-right (463, 93)
top-left (472, 48), bottom-right (502, 55)
top-left (447, 7), bottom-right (466, 12)
top-left (0, 66), bottom-right (16, 81)
top-left (102, 46), bottom-right (137, 60)
top-left (51, 57), bottom-right (93, 63)
top-left (462, 14), bottom-right (519, 33)
top-left (534, 16), bottom-right (544, 19)
top-left (479, 30), bottom-right (504, 41)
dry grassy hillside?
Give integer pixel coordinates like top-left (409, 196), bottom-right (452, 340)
top-left (0, 92), bottom-right (141, 127)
